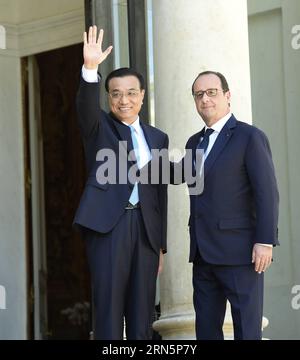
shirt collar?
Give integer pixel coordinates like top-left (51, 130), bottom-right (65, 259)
top-left (122, 117), bottom-right (142, 135)
top-left (205, 112), bottom-right (232, 134)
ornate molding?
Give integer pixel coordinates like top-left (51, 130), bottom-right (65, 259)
top-left (0, 9), bottom-right (84, 57)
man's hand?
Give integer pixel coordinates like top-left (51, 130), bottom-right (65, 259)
top-left (83, 26), bottom-right (113, 70)
top-left (252, 243), bottom-right (273, 273)
top-left (158, 249), bottom-right (164, 275)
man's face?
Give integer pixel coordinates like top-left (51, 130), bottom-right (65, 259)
top-left (108, 75), bottom-right (145, 124)
top-left (193, 74), bottom-right (231, 126)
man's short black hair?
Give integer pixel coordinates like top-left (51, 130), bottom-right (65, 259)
top-left (192, 71), bottom-right (229, 94)
top-left (105, 67), bottom-right (145, 92)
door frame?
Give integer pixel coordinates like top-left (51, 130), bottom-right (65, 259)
top-left (27, 56), bottom-right (48, 339)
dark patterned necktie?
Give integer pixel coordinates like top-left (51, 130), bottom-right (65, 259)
top-left (197, 128), bottom-right (214, 154)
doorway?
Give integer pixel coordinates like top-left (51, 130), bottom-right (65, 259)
top-left (27, 44), bottom-right (91, 339)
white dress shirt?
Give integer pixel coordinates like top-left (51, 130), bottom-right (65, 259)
top-left (123, 117), bottom-right (152, 168)
top-left (202, 112), bottom-right (232, 160)
top-left (82, 65), bottom-right (99, 82)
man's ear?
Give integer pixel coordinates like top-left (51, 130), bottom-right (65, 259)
top-left (225, 90), bottom-right (231, 105)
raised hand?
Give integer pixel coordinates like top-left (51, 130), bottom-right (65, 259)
top-left (83, 25), bottom-right (113, 70)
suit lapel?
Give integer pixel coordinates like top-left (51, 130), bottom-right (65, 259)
top-left (140, 122), bottom-right (164, 182)
top-left (108, 112), bottom-right (136, 162)
top-left (204, 115), bottom-right (237, 178)
top-left (109, 112), bottom-right (133, 151)
top-left (190, 128), bottom-right (204, 176)
top-left (193, 128), bottom-right (205, 161)
top-left (140, 121), bottom-right (158, 151)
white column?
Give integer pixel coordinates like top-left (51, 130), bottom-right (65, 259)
top-left (0, 54), bottom-right (27, 339)
top-left (152, 0), bottom-right (254, 339)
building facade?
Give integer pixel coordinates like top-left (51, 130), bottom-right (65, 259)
top-left (0, 0), bottom-right (299, 339)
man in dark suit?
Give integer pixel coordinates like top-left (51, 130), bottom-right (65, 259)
top-left (174, 71), bottom-right (279, 340)
top-left (74, 26), bottom-right (168, 340)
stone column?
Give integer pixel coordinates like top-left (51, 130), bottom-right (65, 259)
top-left (151, 0), bottom-right (255, 339)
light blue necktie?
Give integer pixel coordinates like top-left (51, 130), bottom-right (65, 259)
top-left (129, 125), bottom-right (140, 205)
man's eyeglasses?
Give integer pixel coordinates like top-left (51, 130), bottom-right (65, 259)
top-left (193, 88), bottom-right (225, 100)
top-left (109, 90), bottom-right (141, 100)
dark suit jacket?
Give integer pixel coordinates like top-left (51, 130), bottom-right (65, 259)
top-left (74, 76), bottom-right (168, 255)
top-left (185, 114), bottom-right (279, 265)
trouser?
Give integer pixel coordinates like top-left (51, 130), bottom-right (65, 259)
top-left (83, 207), bottom-right (159, 340)
top-left (193, 251), bottom-right (264, 340)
